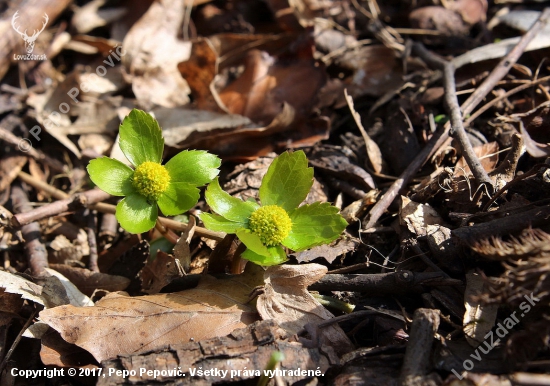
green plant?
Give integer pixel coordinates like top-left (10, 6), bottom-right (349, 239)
top-left (87, 109), bottom-right (221, 233)
top-left (200, 151), bottom-right (348, 266)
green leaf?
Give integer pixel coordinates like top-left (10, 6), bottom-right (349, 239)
top-left (242, 245), bottom-right (288, 266)
top-left (119, 109), bottom-right (164, 166)
top-left (236, 229), bottom-right (270, 257)
top-left (116, 193), bottom-right (158, 233)
top-left (205, 177), bottom-right (258, 222)
top-left (283, 202), bottom-right (347, 251)
top-left (157, 182), bottom-right (199, 216)
top-left (87, 157), bottom-right (135, 196)
top-left (259, 151), bottom-right (313, 212)
top-left (200, 213), bottom-right (245, 233)
top-left (165, 150), bottom-right (221, 186)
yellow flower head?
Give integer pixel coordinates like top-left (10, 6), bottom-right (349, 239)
top-left (132, 161), bottom-right (170, 201)
top-left (249, 205), bottom-right (292, 246)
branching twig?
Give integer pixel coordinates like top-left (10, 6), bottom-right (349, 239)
top-left (411, 43), bottom-right (493, 188)
top-left (363, 8), bottom-right (550, 230)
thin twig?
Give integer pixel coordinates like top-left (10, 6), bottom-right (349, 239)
top-left (86, 209), bottom-right (99, 272)
top-left (412, 42), bottom-right (493, 188)
top-left (10, 185), bottom-right (48, 277)
top-left (465, 75), bottom-right (550, 126)
top-left (0, 307), bottom-right (39, 373)
top-left (363, 8), bottom-right (550, 230)
top-left (11, 188), bottom-right (110, 227)
top-left (0, 126), bottom-right (66, 173)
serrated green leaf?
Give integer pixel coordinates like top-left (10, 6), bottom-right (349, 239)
top-left (157, 182), bottom-right (199, 216)
top-left (87, 157), bottom-right (135, 196)
top-left (259, 151), bottom-right (313, 211)
top-left (119, 109), bottom-right (164, 166)
top-left (200, 213), bottom-right (245, 233)
top-left (116, 193), bottom-right (157, 233)
top-left (242, 245), bottom-right (287, 266)
top-left (165, 150), bottom-right (221, 186)
top-left (205, 177), bottom-right (258, 222)
top-left (236, 229), bottom-right (270, 257)
top-left (283, 202), bottom-right (347, 251)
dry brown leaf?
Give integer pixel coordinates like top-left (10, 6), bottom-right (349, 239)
top-left (0, 154), bottom-right (27, 192)
top-left (0, 289), bottom-right (24, 314)
top-left (219, 49), bottom-right (326, 126)
top-left (121, 0), bottom-right (191, 108)
top-left (43, 269), bottom-right (94, 307)
top-left (0, 270), bottom-right (92, 309)
top-left (400, 196), bottom-right (446, 237)
top-left (448, 0), bottom-right (488, 25)
top-left (294, 238), bottom-right (360, 264)
top-left (339, 45), bottom-right (403, 99)
top-left (344, 90), bottom-right (384, 174)
top-left (463, 272), bottom-right (499, 347)
top-left (0, 270), bottom-right (46, 306)
top-left (409, 6), bottom-right (470, 38)
top-left (49, 264), bottom-right (130, 297)
top-left (27, 74), bottom-right (122, 157)
top-left (181, 102), bottom-right (320, 161)
top-left (454, 141), bottom-right (499, 177)
top-left (257, 264), bottom-right (354, 357)
top-left (177, 38), bottom-right (219, 110)
top-left (145, 106), bottom-right (250, 149)
top-left (141, 251), bottom-right (184, 295)
top-left (72, 0), bottom-right (127, 34)
top-left (39, 268), bottom-right (263, 362)
top-left (40, 328), bottom-right (98, 368)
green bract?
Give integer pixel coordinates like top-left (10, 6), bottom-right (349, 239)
top-left (87, 109), bottom-right (221, 234)
top-left (200, 151), bottom-right (348, 266)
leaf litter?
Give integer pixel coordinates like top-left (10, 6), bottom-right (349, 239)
top-left (1, 0), bottom-right (550, 385)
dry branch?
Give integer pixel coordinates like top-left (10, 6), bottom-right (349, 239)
top-left (363, 8), bottom-right (550, 230)
top-left (399, 308), bottom-right (441, 386)
top-left (10, 184), bottom-right (48, 276)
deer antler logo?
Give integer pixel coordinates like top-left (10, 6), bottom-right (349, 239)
top-left (11, 11), bottom-right (49, 54)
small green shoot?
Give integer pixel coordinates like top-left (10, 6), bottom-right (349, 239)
top-left (200, 150), bottom-right (348, 266)
top-left (87, 109), bottom-right (221, 233)
top-left (257, 351), bottom-right (285, 386)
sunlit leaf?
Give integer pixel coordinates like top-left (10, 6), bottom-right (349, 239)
top-left (116, 193), bottom-right (157, 233)
top-left (87, 157), bottom-right (135, 196)
top-left (283, 202), bottom-right (347, 251)
top-left (259, 151), bottom-right (313, 211)
top-left (119, 109), bottom-right (164, 166)
top-left (205, 177), bottom-right (258, 222)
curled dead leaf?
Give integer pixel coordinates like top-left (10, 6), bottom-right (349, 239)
top-left (257, 264), bottom-right (354, 357)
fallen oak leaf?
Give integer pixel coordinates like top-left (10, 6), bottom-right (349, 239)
top-left (140, 250), bottom-right (184, 295)
top-left (38, 268), bottom-right (263, 362)
top-left (256, 263), bottom-right (354, 358)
